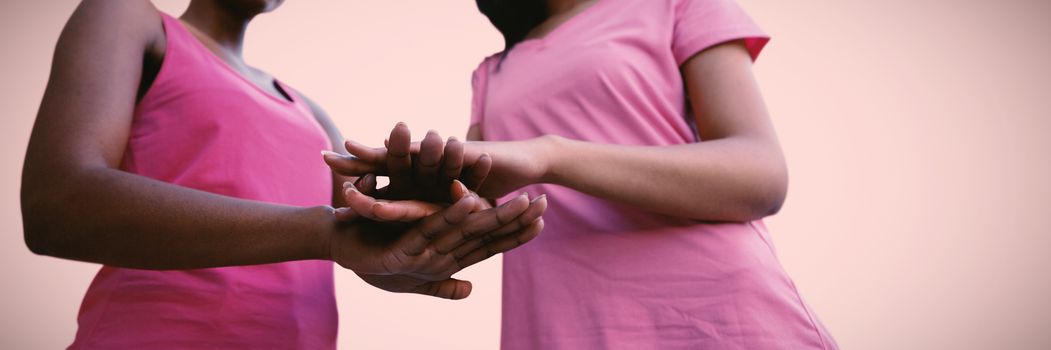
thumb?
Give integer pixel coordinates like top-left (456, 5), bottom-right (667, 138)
top-left (355, 174), bottom-right (379, 196)
top-left (411, 278), bottom-right (473, 300)
top-left (372, 200), bottom-right (444, 222)
top-left (450, 180), bottom-right (471, 201)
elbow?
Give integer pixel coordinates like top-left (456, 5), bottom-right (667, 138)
top-left (21, 153), bottom-right (108, 258)
top-left (727, 164), bottom-right (788, 222)
top-left (22, 205), bottom-right (55, 257)
top-left (750, 164), bottom-right (788, 219)
top-left (21, 177), bottom-right (67, 257)
top-left (23, 226), bottom-right (52, 257)
top-left (22, 193), bottom-right (56, 257)
top-left (757, 185), bottom-right (786, 218)
top-left (724, 188), bottom-right (784, 222)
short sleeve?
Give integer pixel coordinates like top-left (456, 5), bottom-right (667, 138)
top-left (469, 57), bottom-right (496, 127)
top-left (672, 0), bottom-right (770, 65)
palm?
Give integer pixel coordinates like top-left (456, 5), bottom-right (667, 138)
top-left (329, 220), bottom-right (402, 273)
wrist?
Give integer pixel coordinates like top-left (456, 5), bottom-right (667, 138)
top-left (535, 134), bottom-right (569, 185)
top-left (298, 205), bottom-right (337, 261)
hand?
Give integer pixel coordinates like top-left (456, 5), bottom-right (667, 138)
top-left (441, 138), bottom-right (555, 198)
top-left (325, 123), bottom-right (492, 203)
top-left (327, 180), bottom-right (547, 299)
top-left (324, 124), bottom-right (556, 199)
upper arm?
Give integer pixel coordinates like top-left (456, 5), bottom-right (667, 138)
top-left (681, 41), bottom-right (779, 145)
top-left (26, 0), bottom-right (163, 175)
top-left (682, 41), bottom-right (788, 212)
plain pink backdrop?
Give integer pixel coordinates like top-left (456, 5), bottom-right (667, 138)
top-left (2, 1), bottom-right (1049, 349)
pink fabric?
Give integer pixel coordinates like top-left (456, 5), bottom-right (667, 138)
top-left (470, 0), bottom-right (838, 349)
top-left (69, 13), bottom-right (337, 349)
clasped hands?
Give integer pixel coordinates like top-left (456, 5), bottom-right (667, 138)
top-left (320, 123), bottom-right (547, 300)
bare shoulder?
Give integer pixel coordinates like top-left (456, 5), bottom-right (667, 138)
top-left (291, 90), bottom-right (345, 149)
top-left (64, 0), bottom-right (165, 47)
top-left (294, 91), bottom-right (329, 119)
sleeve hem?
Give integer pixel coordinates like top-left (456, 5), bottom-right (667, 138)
top-left (673, 29), bottom-right (770, 65)
top-left (469, 54), bottom-right (500, 127)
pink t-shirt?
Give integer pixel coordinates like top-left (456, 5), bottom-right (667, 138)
top-left (470, 0), bottom-right (838, 349)
top-left (68, 13), bottom-right (337, 349)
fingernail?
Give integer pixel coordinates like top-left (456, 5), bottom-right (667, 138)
top-left (448, 136), bottom-right (459, 142)
top-left (343, 181), bottom-right (354, 189)
top-left (396, 122), bottom-right (407, 128)
top-left (427, 130), bottom-right (439, 136)
top-left (321, 150), bottom-right (341, 158)
top-left (531, 194), bottom-right (547, 203)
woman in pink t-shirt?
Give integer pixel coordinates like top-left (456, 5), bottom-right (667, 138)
top-left (330, 0), bottom-right (839, 348)
top-left (22, 0), bottom-right (546, 348)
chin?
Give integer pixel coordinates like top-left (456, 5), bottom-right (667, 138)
top-left (222, 0), bottom-right (285, 15)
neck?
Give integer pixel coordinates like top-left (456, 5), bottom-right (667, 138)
top-left (546, 0), bottom-right (585, 16)
top-left (180, 0), bottom-right (254, 60)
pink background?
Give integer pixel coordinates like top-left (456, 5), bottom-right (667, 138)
top-left (2, 1), bottom-right (1049, 349)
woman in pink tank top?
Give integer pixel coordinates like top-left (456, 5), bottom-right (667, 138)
top-left (328, 0), bottom-right (839, 348)
top-left (22, 1), bottom-right (547, 348)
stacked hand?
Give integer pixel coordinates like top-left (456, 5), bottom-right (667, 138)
top-left (326, 123), bottom-right (557, 199)
top-left (321, 123), bottom-right (547, 300)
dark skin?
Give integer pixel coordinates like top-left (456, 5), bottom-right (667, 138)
top-left (20, 0), bottom-right (546, 300)
top-left (327, 0), bottom-right (788, 222)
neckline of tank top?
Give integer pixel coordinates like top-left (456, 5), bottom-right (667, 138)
top-left (163, 13), bottom-right (298, 106)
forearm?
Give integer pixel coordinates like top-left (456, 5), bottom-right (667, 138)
top-left (542, 136), bottom-right (787, 221)
top-left (21, 166), bottom-right (333, 270)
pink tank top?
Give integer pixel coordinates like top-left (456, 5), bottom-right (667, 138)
top-left (69, 13), bottom-right (337, 349)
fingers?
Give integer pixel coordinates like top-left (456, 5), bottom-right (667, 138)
top-left (462, 153), bottom-right (492, 192)
top-left (323, 150), bottom-right (381, 177)
top-left (457, 217), bottom-right (544, 268)
top-left (355, 174), bottom-right (379, 196)
top-left (344, 140), bottom-right (387, 165)
top-left (343, 183), bottom-right (442, 222)
top-left (463, 193), bottom-right (531, 236)
top-left (334, 175), bottom-right (377, 221)
top-left (449, 180), bottom-right (470, 203)
top-left (396, 194), bottom-right (478, 256)
top-left (430, 193), bottom-right (530, 253)
top-left (343, 183), bottom-right (381, 220)
top-left (415, 130), bottom-right (444, 187)
top-left (440, 137), bottom-right (465, 185)
top-left (448, 194), bottom-right (547, 256)
top-left (386, 123), bottom-right (413, 194)
top-left (482, 195), bottom-right (547, 238)
top-left (373, 200), bottom-right (445, 222)
top-left (411, 278), bottom-right (472, 300)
